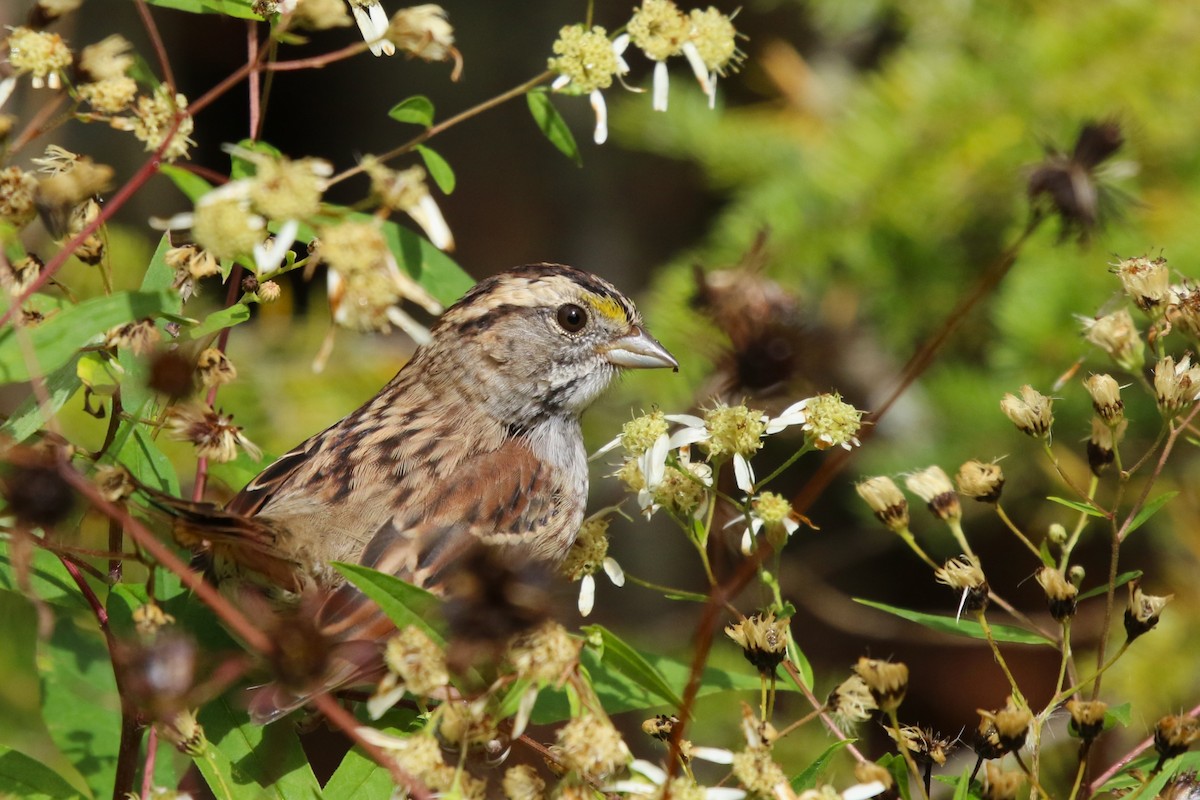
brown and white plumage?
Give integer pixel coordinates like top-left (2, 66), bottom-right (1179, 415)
top-left (163, 263), bottom-right (676, 720)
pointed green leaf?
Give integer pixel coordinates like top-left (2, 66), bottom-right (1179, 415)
top-left (1077, 570), bottom-right (1141, 602)
top-left (581, 625), bottom-right (684, 709)
top-left (0, 746), bottom-right (83, 799)
top-left (416, 145), bottom-right (456, 194)
top-left (791, 739), bottom-right (853, 790)
top-left (854, 598), bottom-right (1054, 645)
top-left (332, 562), bottom-right (445, 644)
top-left (389, 96), bottom-right (435, 127)
top-left (526, 90), bottom-right (582, 166)
top-left (144, 0), bottom-right (258, 18)
top-left (180, 303), bottom-right (253, 341)
top-left (1125, 491), bottom-right (1178, 536)
top-left (160, 164), bottom-right (214, 202)
top-left (1046, 496), bottom-right (1106, 518)
top-left (0, 290), bottom-right (177, 382)
top-left (0, 354), bottom-right (82, 443)
top-left (0, 590), bottom-right (93, 798)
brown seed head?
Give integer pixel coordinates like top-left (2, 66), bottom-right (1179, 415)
top-left (955, 460), bottom-right (1005, 503)
top-left (1125, 579), bottom-right (1173, 641)
top-left (853, 657), bottom-right (908, 713)
top-left (905, 466), bottom-right (960, 522)
top-left (856, 476), bottom-right (909, 532)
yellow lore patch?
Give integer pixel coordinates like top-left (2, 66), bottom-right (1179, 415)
top-left (585, 294), bottom-right (628, 324)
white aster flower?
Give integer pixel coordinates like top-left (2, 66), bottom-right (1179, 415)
top-left (349, 0), bottom-right (396, 56)
top-left (607, 758), bottom-right (746, 800)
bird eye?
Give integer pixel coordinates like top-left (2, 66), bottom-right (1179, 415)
top-left (556, 303), bottom-right (588, 333)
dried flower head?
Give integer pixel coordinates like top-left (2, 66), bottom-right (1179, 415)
top-left (292, 0), bottom-right (353, 29)
top-left (79, 34), bottom-right (134, 81)
top-left (725, 612), bottom-right (789, 676)
top-left (977, 697), bottom-right (1031, 754)
top-left (1124, 579), bottom-right (1173, 641)
top-left (1, 447), bottom-right (76, 529)
top-left (132, 602), bottom-right (177, 638)
top-left (936, 554), bottom-right (989, 616)
top-left (6, 27), bottom-right (73, 89)
top-left (1000, 385), bottom-right (1053, 438)
top-left (387, 5), bottom-right (460, 75)
top-left (852, 657), bottom-right (908, 714)
top-left (1087, 416), bottom-right (1126, 476)
top-left (1153, 354), bottom-right (1200, 417)
top-left (1113, 255), bottom-right (1171, 313)
top-left (955, 460), bottom-right (1004, 503)
top-left (1084, 374), bottom-right (1124, 423)
top-left (1168, 282), bottom-right (1200, 341)
top-left (982, 763), bottom-right (1025, 800)
top-left (109, 86), bottom-right (195, 161)
top-left (642, 714), bottom-right (680, 741)
top-left (556, 715), bottom-right (630, 779)
top-left (165, 403), bottom-right (261, 463)
top-left (94, 464), bottom-right (135, 503)
top-left (0, 167), bottom-right (39, 229)
top-left (507, 620), bottom-right (580, 686)
top-left (1027, 120), bottom-right (1124, 242)
top-left (382, 625), bottom-right (448, 697)
top-left (2, 254), bottom-right (44, 297)
top-left (195, 348), bottom-right (237, 389)
top-left (904, 465), bottom-right (961, 523)
top-left (828, 674), bottom-right (878, 730)
top-left (503, 764), bottom-right (545, 800)
top-left (1155, 715), bottom-right (1200, 764)
top-left (1065, 698), bottom-right (1108, 743)
top-left (101, 319), bottom-right (160, 356)
top-left (888, 726), bottom-right (954, 767)
top-left (1081, 308), bottom-right (1144, 372)
top-left (731, 744), bottom-right (788, 798)
top-left (856, 476), bottom-right (909, 533)
top-left (158, 708), bottom-right (205, 756)
top-left (1035, 566), bottom-right (1078, 621)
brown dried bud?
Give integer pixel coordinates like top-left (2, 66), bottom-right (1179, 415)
top-left (905, 466), bottom-right (960, 523)
top-left (1084, 374), bottom-right (1124, 423)
top-left (1000, 385), bottom-right (1053, 438)
top-left (1125, 579), bottom-right (1173, 642)
top-left (955, 460), bottom-right (1004, 503)
top-left (725, 611), bottom-right (789, 676)
top-left (1035, 566), bottom-right (1078, 621)
top-left (853, 657), bottom-right (908, 713)
top-left (1066, 698), bottom-right (1107, 743)
top-left (856, 476), bottom-right (909, 532)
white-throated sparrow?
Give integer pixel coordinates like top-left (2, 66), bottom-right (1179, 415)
top-left (161, 263), bottom-right (677, 718)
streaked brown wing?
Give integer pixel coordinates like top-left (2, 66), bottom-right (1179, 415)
top-left (225, 442), bottom-right (315, 517)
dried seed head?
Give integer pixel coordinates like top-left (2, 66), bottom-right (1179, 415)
top-left (977, 697), bottom-right (1031, 754)
top-left (1035, 566), bottom-right (1078, 621)
top-left (905, 465), bottom-right (960, 523)
top-left (1000, 385), bottom-right (1053, 438)
top-left (1155, 715), bottom-right (1200, 762)
top-left (731, 744), bottom-right (789, 798)
top-left (0, 167), bottom-right (40, 229)
top-left (1113, 255), bottom-right (1171, 313)
top-left (1066, 698), bottom-right (1108, 743)
top-left (955, 460), bottom-right (1004, 503)
top-left (856, 476), bottom-right (909, 532)
top-left (0, 446), bottom-right (75, 529)
top-left (1087, 416), bottom-right (1126, 477)
top-left (555, 715), bottom-right (630, 779)
top-left (854, 762), bottom-right (893, 794)
top-left (1084, 374), bottom-right (1124, 423)
top-left (642, 713), bottom-right (680, 741)
top-left (852, 657), bottom-right (908, 713)
top-left (1124, 579), bottom-right (1173, 642)
top-left (196, 348), bottom-right (237, 389)
top-left (157, 708), bottom-right (205, 756)
top-left (1168, 282), bottom-right (1200, 341)
top-left (1081, 308), bottom-right (1144, 372)
top-left (165, 403), bottom-right (261, 463)
top-left (94, 464), bottom-right (135, 503)
top-left (1153, 354), bottom-right (1200, 417)
top-left (502, 765), bottom-right (545, 800)
top-left (982, 763), bottom-right (1025, 800)
top-left (506, 620), bottom-right (580, 686)
top-left (725, 612), bottom-right (790, 676)
top-left (888, 726), bottom-right (954, 767)
top-left (292, 0), bottom-right (353, 29)
top-left (1027, 120), bottom-right (1123, 242)
top-left (132, 602), bottom-right (176, 638)
top-left (828, 674), bottom-right (878, 730)
top-left (935, 554), bottom-right (988, 606)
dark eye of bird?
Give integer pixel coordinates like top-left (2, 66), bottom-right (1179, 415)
top-left (556, 303), bottom-right (588, 333)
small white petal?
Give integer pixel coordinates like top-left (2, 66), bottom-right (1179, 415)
top-left (590, 89), bottom-right (609, 145)
top-left (352, 4), bottom-right (384, 56)
top-left (681, 41), bottom-right (712, 94)
top-left (552, 74), bottom-right (571, 90)
top-left (370, 3), bottom-right (396, 55)
top-left (689, 746), bottom-right (735, 764)
top-left (407, 194), bottom-right (454, 252)
top-left (198, 179), bottom-right (254, 206)
top-left (733, 453), bottom-right (755, 493)
top-left (629, 760), bottom-right (669, 784)
top-left (640, 432), bottom-right (670, 489)
top-left (783, 517), bottom-right (800, 536)
top-left (707, 72), bottom-right (718, 109)
top-left (605, 782), bottom-right (656, 796)
top-left (385, 306), bottom-right (433, 345)
top-left (366, 683), bottom-right (406, 720)
top-left (510, 686), bottom-right (539, 740)
top-left (666, 413), bottom-right (706, 427)
top-left (253, 217), bottom-right (299, 276)
top-left (612, 33), bottom-right (630, 58)
top-left (652, 60), bottom-right (670, 112)
top-left (842, 782), bottom-right (887, 800)
top-left (740, 527), bottom-right (753, 555)
top-left (0, 77), bottom-right (16, 110)
top-left (603, 557), bottom-right (626, 587)
top-left (589, 435), bottom-right (624, 461)
top-left (668, 427), bottom-right (710, 449)
top-left (149, 212), bottom-right (195, 231)
top-left (578, 574), bottom-right (596, 617)
top-left (705, 789), bottom-right (747, 800)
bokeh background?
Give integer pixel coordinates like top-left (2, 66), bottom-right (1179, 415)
top-left (5, 0), bottom-right (1200, 786)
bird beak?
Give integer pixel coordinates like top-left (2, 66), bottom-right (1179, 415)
top-left (605, 326), bottom-right (679, 371)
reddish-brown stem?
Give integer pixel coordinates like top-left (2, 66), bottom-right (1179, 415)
top-left (247, 23), bottom-right (261, 139)
top-left (140, 727), bottom-right (158, 800)
top-left (311, 694), bottom-right (432, 800)
top-left (57, 466), bottom-right (274, 654)
top-left (134, 0), bottom-right (177, 92)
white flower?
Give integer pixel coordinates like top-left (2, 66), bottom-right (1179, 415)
top-left (665, 413), bottom-right (758, 493)
top-left (578, 557), bottom-right (626, 617)
top-left (349, 0), bottom-right (396, 56)
top-left (764, 399), bottom-right (809, 434)
top-left (607, 758), bottom-right (746, 800)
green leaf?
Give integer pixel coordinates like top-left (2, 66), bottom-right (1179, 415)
top-left (229, 138), bottom-right (283, 180)
top-left (1105, 701), bottom-right (1132, 727)
top-left (116, 423), bottom-right (181, 495)
top-left (0, 354), bottom-right (82, 443)
top-left (388, 96), bottom-right (435, 127)
top-left (1125, 491), bottom-right (1178, 536)
top-left (853, 599), bottom-right (1055, 645)
top-left (323, 746), bottom-right (395, 800)
top-left (77, 352), bottom-right (122, 395)
top-left (526, 90), bottom-right (582, 166)
top-left (0, 747), bottom-right (83, 799)
top-left (143, 0), bottom-right (259, 19)
top-left (952, 765), bottom-right (973, 800)
top-left (196, 694), bottom-right (323, 799)
top-left (1046, 496), bottom-right (1106, 518)
top-left (791, 739), bottom-right (853, 790)
top-left (159, 164), bottom-right (214, 202)
top-left (0, 589), bottom-right (93, 798)
top-left (416, 145), bottom-right (456, 194)
top-left (581, 625), bottom-right (684, 709)
top-left (181, 303), bottom-right (253, 342)
top-left (0, 290), bottom-right (177, 383)
top-left (332, 562), bottom-right (445, 643)
top-left (1077, 570), bottom-right (1141, 602)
